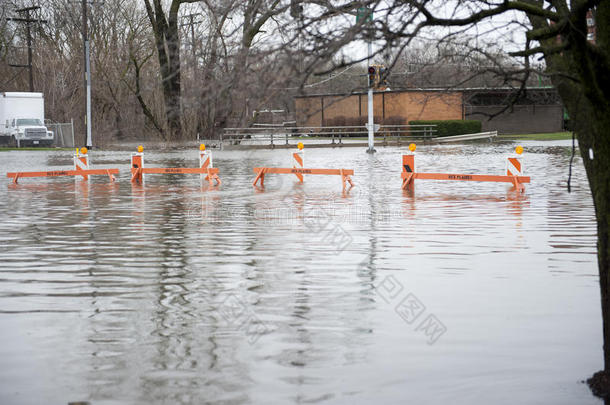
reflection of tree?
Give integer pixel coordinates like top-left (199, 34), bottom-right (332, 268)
top-left (546, 153), bottom-right (597, 270)
top-left (140, 192), bottom-right (195, 404)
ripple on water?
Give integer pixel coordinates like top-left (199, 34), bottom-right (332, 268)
top-left (0, 142), bottom-right (601, 405)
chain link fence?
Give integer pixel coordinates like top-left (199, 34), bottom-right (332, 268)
top-left (46, 121), bottom-right (75, 148)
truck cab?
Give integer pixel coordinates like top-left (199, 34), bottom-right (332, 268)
top-left (0, 92), bottom-right (54, 147)
top-left (4, 118), bottom-right (54, 147)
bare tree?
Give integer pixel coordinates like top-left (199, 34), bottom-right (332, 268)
top-left (143, 0), bottom-right (199, 139)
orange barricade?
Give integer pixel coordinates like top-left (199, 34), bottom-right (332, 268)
top-left (199, 145), bottom-right (222, 186)
top-left (401, 144), bottom-right (531, 192)
top-left (6, 147), bottom-right (118, 184)
top-left (253, 143), bottom-right (354, 189)
top-left (130, 144), bottom-right (221, 185)
top-left (74, 152), bottom-right (90, 180)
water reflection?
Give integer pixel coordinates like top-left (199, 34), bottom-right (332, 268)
top-left (0, 142), bottom-right (602, 405)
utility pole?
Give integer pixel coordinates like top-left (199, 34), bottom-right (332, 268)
top-left (82, 0), bottom-right (92, 148)
top-left (7, 6), bottom-right (46, 92)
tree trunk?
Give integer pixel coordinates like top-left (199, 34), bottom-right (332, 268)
top-left (577, 118), bottom-right (610, 371)
top-left (144, 0), bottom-right (183, 140)
top-left (557, 80), bottom-right (610, 395)
top-left (578, 117), bottom-right (610, 370)
top-left (576, 109), bottom-right (610, 397)
top-left (165, 1), bottom-right (182, 139)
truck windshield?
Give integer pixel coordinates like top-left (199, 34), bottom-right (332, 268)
top-left (16, 119), bottom-right (43, 126)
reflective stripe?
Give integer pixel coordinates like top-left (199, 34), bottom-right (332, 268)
top-left (200, 151), bottom-right (213, 169)
top-left (293, 152), bottom-right (303, 167)
top-left (506, 157), bottom-right (522, 176)
top-left (293, 151), bottom-right (304, 182)
top-left (74, 155), bottom-right (89, 171)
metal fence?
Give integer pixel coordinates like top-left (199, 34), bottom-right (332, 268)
top-left (47, 121), bottom-right (75, 148)
top-left (221, 124), bottom-right (437, 148)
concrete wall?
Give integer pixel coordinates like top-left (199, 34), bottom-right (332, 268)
top-left (465, 104), bottom-right (563, 134)
top-left (295, 91), bottom-right (464, 127)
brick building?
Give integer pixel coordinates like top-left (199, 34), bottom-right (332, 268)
top-left (294, 87), bottom-right (564, 134)
top-left (294, 90), bottom-right (463, 127)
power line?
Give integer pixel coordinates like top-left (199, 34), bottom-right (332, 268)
top-left (1, 68), bottom-right (24, 88)
top-left (276, 65), bottom-right (356, 90)
top-left (6, 6), bottom-right (47, 92)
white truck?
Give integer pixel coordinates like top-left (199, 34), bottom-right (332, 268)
top-left (0, 92), bottom-right (54, 147)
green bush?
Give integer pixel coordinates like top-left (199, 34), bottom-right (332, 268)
top-left (408, 120), bottom-right (482, 137)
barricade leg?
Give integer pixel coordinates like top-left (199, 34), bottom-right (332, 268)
top-left (511, 176), bottom-right (525, 193)
top-left (253, 168), bottom-right (265, 187)
top-left (401, 172), bottom-right (414, 190)
top-left (205, 168), bottom-right (221, 186)
top-left (340, 169), bottom-right (354, 189)
top-left (131, 168), bottom-right (142, 183)
top-left (206, 169), bottom-right (214, 186)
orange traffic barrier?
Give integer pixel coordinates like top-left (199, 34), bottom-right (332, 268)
top-left (6, 147), bottom-right (118, 184)
top-left (401, 144), bottom-right (531, 192)
top-left (199, 144), bottom-right (222, 186)
top-left (131, 144), bottom-right (221, 185)
top-left (253, 143), bottom-right (354, 189)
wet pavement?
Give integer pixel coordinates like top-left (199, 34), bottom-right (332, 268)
top-left (0, 141), bottom-right (602, 404)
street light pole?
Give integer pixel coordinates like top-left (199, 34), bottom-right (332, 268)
top-left (82, 0), bottom-right (92, 148)
top-left (356, 6), bottom-right (376, 153)
top-left (367, 39), bottom-right (375, 154)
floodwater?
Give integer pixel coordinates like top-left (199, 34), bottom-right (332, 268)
top-left (0, 141), bottom-right (602, 404)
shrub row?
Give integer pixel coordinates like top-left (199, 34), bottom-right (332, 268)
top-left (408, 120), bottom-right (482, 137)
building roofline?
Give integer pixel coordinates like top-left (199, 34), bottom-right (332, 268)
top-left (294, 88), bottom-right (463, 98)
top-left (294, 86), bottom-right (556, 99)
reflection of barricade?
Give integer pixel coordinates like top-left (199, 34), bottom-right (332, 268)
top-left (6, 147), bottom-right (118, 184)
top-left (401, 144), bottom-right (531, 192)
top-left (253, 143), bottom-right (354, 189)
top-left (131, 144), bottom-right (221, 186)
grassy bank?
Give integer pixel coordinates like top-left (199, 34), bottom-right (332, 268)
top-left (498, 132), bottom-right (572, 141)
